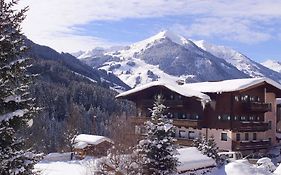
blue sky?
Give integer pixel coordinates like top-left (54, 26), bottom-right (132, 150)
top-left (20, 0), bottom-right (281, 62)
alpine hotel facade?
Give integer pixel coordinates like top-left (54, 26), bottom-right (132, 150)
top-left (116, 78), bottom-right (281, 155)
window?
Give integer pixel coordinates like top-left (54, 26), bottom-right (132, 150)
top-left (277, 105), bottom-right (281, 122)
top-left (181, 113), bottom-right (186, 119)
top-left (221, 133), bottom-right (227, 141)
top-left (234, 116), bottom-right (238, 120)
top-left (253, 133), bottom-right (257, 140)
top-left (269, 121), bottom-right (272, 129)
top-left (236, 133), bottom-right (240, 141)
top-left (188, 131), bottom-right (195, 139)
top-left (245, 133), bottom-right (249, 141)
top-left (240, 116), bottom-right (246, 121)
top-left (179, 130), bottom-right (187, 138)
top-left (250, 97), bottom-right (254, 101)
top-left (219, 114), bottom-right (231, 121)
top-left (235, 96), bottom-right (240, 102)
top-left (249, 116), bottom-right (255, 121)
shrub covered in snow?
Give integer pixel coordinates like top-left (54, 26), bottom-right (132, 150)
top-left (256, 157), bottom-right (276, 173)
top-left (193, 135), bottom-right (224, 167)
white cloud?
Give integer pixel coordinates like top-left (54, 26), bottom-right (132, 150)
top-left (18, 0), bottom-right (281, 52)
top-left (34, 33), bottom-right (125, 53)
top-left (171, 18), bottom-right (272, 44)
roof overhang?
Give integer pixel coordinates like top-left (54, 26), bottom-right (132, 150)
top-left (116, 81), bottom-right (211, 104)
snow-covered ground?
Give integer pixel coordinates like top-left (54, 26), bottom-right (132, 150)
top-left (35, 149), bottom-right (279, 175)
top-left (35, 160), bottom-right (88, 175)
top-left (35, 159), bottom-right (276, 175)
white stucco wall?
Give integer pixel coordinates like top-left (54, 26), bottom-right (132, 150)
top-left (265, 92), bottom-right (277, 145)
top-left (206, 129), bottom-right (233, 151)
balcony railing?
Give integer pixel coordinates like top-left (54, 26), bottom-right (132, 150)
top-left (244, 102), bottom-right (272, 112)
top-left (129, 117), bottom-right (202, 128)
top-left (232, 140), bottom-right (271, 151)
top-left (175, 138), bottom-right (194, 146)
top-left (139, 99), bottom-right (184, 107)
top-left (173, 119), bottom-right (202, 128)
top-left (232, 121), bottom-right (269, 132)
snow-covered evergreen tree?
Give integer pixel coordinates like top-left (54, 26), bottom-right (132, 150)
top-left (193, 135), bottom-right (224, 167)
top-left (135, 94), bottom-right (178, 175)
top-left (0, 0), bottom-right (38, 174)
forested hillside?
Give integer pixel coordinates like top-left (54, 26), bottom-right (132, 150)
top-left (23, 44), bottom-right (135, 153)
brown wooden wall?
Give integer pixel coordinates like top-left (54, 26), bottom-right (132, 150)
top-left (123, 83), bottom-right (278, 131)
top-left (126, 86), bottom-right (205, 120)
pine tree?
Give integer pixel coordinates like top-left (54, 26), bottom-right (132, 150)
top-left (193, 135), bottom-right (224, 167)
top-left (135, 94), bottom-right (178, 175)
top-left (0, 0), bottom-right (38, 174)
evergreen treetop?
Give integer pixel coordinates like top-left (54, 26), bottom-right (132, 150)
top-left (135, 94), bottom-right (178, 175)
top-left (0, 0), bottom-right (38, 174)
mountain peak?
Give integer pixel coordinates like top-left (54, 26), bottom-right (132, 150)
top-left (106, 30), bottom-right (194, 59)
top-left (151, 30), bottom-right (190, 46)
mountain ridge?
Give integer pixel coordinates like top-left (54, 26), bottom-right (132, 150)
top-left (75, 31), bottom-right (281, 87)
top-left (261, 59), bottom-right (281, 74)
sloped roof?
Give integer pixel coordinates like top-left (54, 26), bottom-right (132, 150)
top-left (116, 81), bottom-right (211, 102)
top-left (184, 77), bottom-right (281, 93)
top-left (73, 134), bottom-right (113, 149)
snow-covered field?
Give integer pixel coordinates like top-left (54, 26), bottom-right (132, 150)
top-left (35, 149), bottom-right (281, 175)
top-left (35, 159), bottom-right (278, 175)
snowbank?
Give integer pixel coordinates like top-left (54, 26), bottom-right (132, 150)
top-left (177, 147), bottom-right (216, 173)
top-left (214, 160), bottom-right (271, 175)
top-left (274, 164), bottom-right (281, 174)
top-left (43, 152), bottom-right (72, 162)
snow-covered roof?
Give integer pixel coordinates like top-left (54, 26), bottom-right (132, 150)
top-left (177, 147), bottom-right (216, 172)
top-left (116, 81), bottom-right (211, 102)
top-left (184, 77), bottom-right (281, 93)
top-left (73, 134), bottom-right (113, 149)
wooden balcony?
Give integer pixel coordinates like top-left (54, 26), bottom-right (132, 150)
top-left (232, 140), bottom-right (271, 151)
top-left (232, 121), bottom-right (269, 132)
top-left (245, 102), bottom-right (272, 112)
top-left (175, 138), bottom-right (194, 146)
top-left (173, 119), bottom-right (202, 128)
top-left (129, 117), bottom-right (202, 128)
top-left (139, 99), bottom-right (184, 107)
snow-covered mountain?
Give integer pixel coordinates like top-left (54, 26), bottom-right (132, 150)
top-left (261, 60), bottom-right (281, 73)
top-left (194, 40), bottom-right (281, 83)
top-left (79, 31), bottom-right (248, 88)
top-left (77, 31), bottom-right (281, 88)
